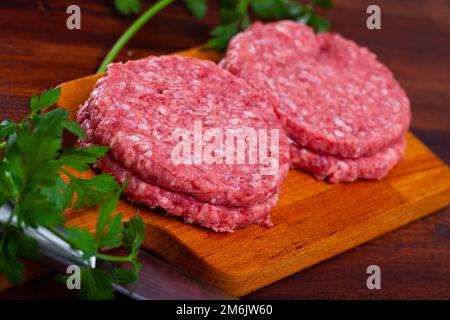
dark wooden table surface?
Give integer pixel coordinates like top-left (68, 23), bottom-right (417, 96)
top-left (0, 0), bottom-right (449, 299)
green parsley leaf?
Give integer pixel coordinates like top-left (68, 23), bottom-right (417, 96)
top-left (40, 176), bottom-right (67, 214)
top-left (100, 213), bottom-right (123, 250)
top-left (14, 228), bottom-right (40, 260)
top-left (59, 145), bottom-right (109, 172)
top-left (64, 173), bottom-right (120, 210)
top-left (96, 189), bottom-right (120, 241)
top-left (0, 241), bottom-right (25, 285)
top-left (302, 10), bottom-right (330, 32)
top-left (30, 88), bottom-right (61, 113)
top-left (96, 188), bottom-right (123, 249)
top-left (12, 109), bottom-right (68, 181)
top-left (15, 188), bottom-right (64, 228)
top-left (114, 0), bottom-right (142, 16)
top-left (207, 0), bottom-right (253, 50)
top-left (208, 21), bottom-right (240, 50)
top-left (0, 227), bottom-right (39, 285)
top-left (250, 0), bottom-right (304, 20)
top-left (0, 162), bottom-right (17, 206)
top-left (65, 227), bottom-right (97, 260)
top-left (113, 266), bottom-right (137, 285)
top-left (314, 0), bottom-right (333, 9)
top-left (62, 120), bottom-right (86, 139)
top-left (123, 216), bottom-right (145, 256)
top-left (4, 109), bottom-right (68, 228)
top-left (0, 87), bottom-right (145, 298)
top-left (15, 111), bottom-right (65, 157)
top-left (185, 0), bottom-right (208, 19)
top-left (80, 267), bottom-right (114, 300)
top-left (235, 0), bottom-right (251, 15)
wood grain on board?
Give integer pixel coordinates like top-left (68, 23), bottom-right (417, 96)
top-left (42, 47), bottom-right (450, 296)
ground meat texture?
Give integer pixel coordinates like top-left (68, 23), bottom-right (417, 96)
top-left (96, 155), bottom-right (277, 232)
top-left (289, 137), bottom-right (406, 183)
top-left (220, 21), bottom-right (411, 158)
top-left (77, 55), bottom-right (289, 209)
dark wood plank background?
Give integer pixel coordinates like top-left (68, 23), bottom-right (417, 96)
top-left (0, 0), bottom-right (449, 299)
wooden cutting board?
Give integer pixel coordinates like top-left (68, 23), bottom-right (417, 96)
top-left (32, 48), bottom-right (450, 296)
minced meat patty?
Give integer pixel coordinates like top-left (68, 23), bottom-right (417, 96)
top-left (77, 55), bottom-right (290, 231)
top-left (220, 21), bottom-right (411, 159)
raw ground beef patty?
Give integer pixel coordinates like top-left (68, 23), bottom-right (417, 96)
top-left (96, 155), bottom-right (277, 232)
top-left (220, 21), bottom-right (411, 159)
top-left (289, 137), bottom-right (406, 183)
top-left (78, 55), bottom-right (290, 231)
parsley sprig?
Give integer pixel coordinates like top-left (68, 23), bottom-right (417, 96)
top-left (97, 0), bottom-right (332, 72)
top-left (209, 0), bottom-right (332, 50)
top-left (0, 88), bottom-right (145, 299)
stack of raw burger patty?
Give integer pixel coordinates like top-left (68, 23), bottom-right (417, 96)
top-left (220, 21), bottom-right (411, 183)
top-left (77, 55), bottom-right (290, 232)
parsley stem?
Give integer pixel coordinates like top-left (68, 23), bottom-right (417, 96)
top-left (96, 252), bottom-right (132, 262)
top-left (97, 0), bottom-right (175, 73)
